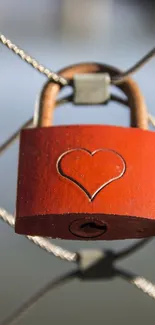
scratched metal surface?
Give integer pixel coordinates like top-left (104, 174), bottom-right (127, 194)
top-left (0, 0), bottom-right (155, 324)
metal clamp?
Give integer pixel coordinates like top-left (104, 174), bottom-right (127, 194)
top-left (73, 73), bottom-right (110, 104)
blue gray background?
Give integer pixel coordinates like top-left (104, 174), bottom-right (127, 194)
top-left (0, 1), bottom-right (155, 324)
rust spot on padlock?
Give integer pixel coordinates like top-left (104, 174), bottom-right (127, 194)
top-left (69, 218), bottom-right (107, 238)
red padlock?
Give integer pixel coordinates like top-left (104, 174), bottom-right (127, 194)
top-left (15, 62), bottom-right (155, 240)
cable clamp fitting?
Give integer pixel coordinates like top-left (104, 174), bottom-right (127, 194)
top-left (73, 73), bottom-right (110, 104)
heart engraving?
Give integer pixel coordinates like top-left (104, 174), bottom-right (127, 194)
top-left (56, 148), bottom-right (126, 201)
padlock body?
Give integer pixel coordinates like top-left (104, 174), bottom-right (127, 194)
top-left (15, 125), bottom-right (155, 240)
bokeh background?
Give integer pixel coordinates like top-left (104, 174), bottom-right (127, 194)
top-left (0, 0), bottom-right (155, 324)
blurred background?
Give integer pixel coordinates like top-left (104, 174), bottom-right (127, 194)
top-left (0, 0), bottom-right (155, 324)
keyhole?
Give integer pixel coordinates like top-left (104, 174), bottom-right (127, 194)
top-left (80, 222), bottom-right (107, 234)
top-left (69, 218), bottom-right (107, 238)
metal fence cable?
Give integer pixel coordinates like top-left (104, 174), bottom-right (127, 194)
top-left (0, 96), bottom-right (72, 155)
top-left (117, 269), bottom-right (155, 300)
top-left (0, 96), bottom-right (77, 264)
top-left (0, 236), bottom-right (155, 325)
top-left (0, 34), bottom-right (68, 86)
top-left (111, 47), bottom-right (155, 84)
top-left (114, 238), bottom-right (152, 261)
top-left (0, 270), bottom-right (79, 325)
top-left (0, 33), bottom-right (154, 86)
top-left (0, 207), bottom-right (77, 262)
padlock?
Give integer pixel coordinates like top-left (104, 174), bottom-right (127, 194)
top-left (15, 62), bottom-right (155, 240)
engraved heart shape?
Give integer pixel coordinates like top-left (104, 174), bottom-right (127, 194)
top-left (56, 148), bottom-right (126, 201)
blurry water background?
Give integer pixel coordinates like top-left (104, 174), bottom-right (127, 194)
top-left (0, 0), bottom-right (155, 324)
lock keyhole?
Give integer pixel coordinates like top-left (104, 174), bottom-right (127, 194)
top-left (80, 222), bottom-right (107, 234)
top-left (69, 218), bottom-right (107, 238)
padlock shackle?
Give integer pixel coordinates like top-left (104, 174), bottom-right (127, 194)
top-left (38, 62), bottom-right (148, 129)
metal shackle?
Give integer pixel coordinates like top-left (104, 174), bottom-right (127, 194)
top-left (36, 62), bottom-right (148, 130)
